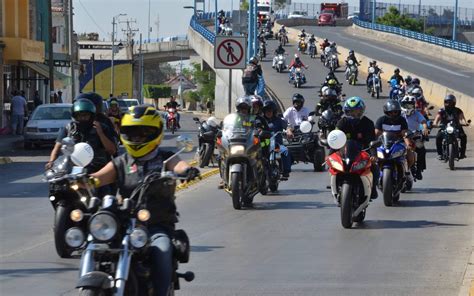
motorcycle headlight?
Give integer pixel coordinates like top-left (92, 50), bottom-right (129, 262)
top-left (377, 151), bottom-right (385, 159)
top-left (70, 209), bottom-right (84, 222)
top-left (230, 145), bottom-right (245, 155)
top-left (130, 228), bottom-right (148, 249)
top-left (352, 159), bottom-right (368, 172)
top-left (332, 54), bottom-right (336, 59)
top-left (329, 158), bottom-right (344, 172)
top-left (446, 126), bottom-right (454, 134)
top-left (89, 212), bottom-right (118, 242)
top-left (65, 227), bottom-right (85, 248)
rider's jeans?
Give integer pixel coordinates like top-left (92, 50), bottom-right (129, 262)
top-left (149, 227), bottom-right (173, 296)
top-left (279, 145), bottom-right (292, 174)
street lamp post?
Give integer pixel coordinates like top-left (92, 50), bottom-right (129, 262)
top-left (111, 13), bottom-right (126, 96)
top-left (176, 44), bottom-right (187, 109)
top-left (453, 0), bottom-right (458, 41)
top-left (148, 0), bottom-right (152, 41)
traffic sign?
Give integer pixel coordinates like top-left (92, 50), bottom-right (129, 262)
top-left (214, 36), bottom-right (246, 69)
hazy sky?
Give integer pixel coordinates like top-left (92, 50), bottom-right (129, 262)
top-left (74, 0), bottom-right (474, 42)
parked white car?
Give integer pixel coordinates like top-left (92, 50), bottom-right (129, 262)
top-left (288, 11), bottom-right (312, 19)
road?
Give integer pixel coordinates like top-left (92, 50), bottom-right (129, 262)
top-left (1, 42), bottom-right (473, 295)
top-left (295, 25), bottom-right (474, 96)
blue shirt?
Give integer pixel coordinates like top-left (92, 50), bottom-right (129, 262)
top-left (265, 116), bottom-right (287, 144)
top-left (402, 111), bottom-right (425, 131)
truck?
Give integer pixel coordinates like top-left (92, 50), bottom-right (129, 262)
top-left (257, 0), bottom-right (273, 23)
top-left (320, 2), bottom-right (349, 19)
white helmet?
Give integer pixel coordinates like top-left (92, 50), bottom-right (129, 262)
top-left (401, 95), bottom-right (416, 115)
top-left (206, 116), bottom-right (219, 128)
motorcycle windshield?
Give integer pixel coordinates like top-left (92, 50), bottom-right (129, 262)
top-left (382, 132), bottom-right (399, 149)
top-left (222, 113), bottom-right (255, 142)
top-left (340, 140), bottom-right (362, 161)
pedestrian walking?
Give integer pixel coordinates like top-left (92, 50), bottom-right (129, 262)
top-left (10, 90), bottom-right (27, 135)
top-left (206, 99), bottom-right (213, 115)
top-left (242, 56), bottom-right (263, 96)
top-left (57, 90), bottom-right (63, 103)
top-left (33, 90), bottom-right (42, 108)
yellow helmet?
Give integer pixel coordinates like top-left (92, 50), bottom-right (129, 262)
top-left (120, 105), bottom-right (164, 158)
top-left (328, 79), bottom-right (337, 86)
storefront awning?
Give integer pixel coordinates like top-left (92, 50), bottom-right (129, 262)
top-left (22, 62), bottom-right (71, 88)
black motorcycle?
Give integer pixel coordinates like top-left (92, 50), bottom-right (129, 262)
top-left (268, 131), bottom-right (284, 193)
top-left (217, 113), bottom-right (268, 209)
top-left (439, 119), bottom-right (471, 170)
top-left (45, 137), bottom-right (95, 258)
top-left (317, 108), bottom-right (342, 147)
top-left (193, 117), bottom-right (219, 168)
top-left (283, 118), bottom-right (326, 172)
top-left (75, 137), bottom-right (195, 295)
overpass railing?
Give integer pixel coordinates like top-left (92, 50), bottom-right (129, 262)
top-left (353, 18), bottom-right (474, 53)
top-left (190, 15), bottom-right (216, 44)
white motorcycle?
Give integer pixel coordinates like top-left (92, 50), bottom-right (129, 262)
top-left (274, 54), bottom-right (287, 73)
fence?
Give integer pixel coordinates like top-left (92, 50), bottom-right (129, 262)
top-left (353, 18), bottom-right (474, 53)
top-left (190, 15), bottom-right (216, 44)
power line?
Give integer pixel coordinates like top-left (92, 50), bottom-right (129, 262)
top-left (77, 0), bottom-right (107, 35)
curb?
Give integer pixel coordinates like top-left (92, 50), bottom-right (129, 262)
top-left (0, 157), bottom-right (12, 165)
top-left (176, 168), bottom-right (219, 192)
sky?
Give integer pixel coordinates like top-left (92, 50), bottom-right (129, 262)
top-left (74, 0), bottom-right (474, 42)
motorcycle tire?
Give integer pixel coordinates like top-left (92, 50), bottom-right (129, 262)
top-left (313, 148), bottom-right (326, 172)
top-left (295, 81), bottom-right (301, 88)
top-left (199, 143), bottom-right (212, 168)
top-left (382, 168), bottom-right (394, 207)
top-left (79, 288), bottom-right (105, 296)
top-left (54, 205), bottom-right (73, 258)
top-left (376, 88), bottom-right (380, 99)
top-left (448, 143), bottom-right (455, 170)
top-left (353, 209), bottom-right (366, 223)
top-left (231, 172), bottom-right (242, 210)
top-left (269, 182), bottom-right (279, 193)
top-left (340, 183), bottom-right (353, 229)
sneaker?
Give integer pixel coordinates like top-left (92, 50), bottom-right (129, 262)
top-left (415, 170), bottom-right (423, 180)
top-left (459, 154), bottom-right (466, 159)
top-left (370, 189), bottom-right (378, 200)
top-left (437, 155), bottom-right (443, 160)
top-left (281, 172), bottom-right (289, 181)
top-left (217, 180), bottom-right (224, 189)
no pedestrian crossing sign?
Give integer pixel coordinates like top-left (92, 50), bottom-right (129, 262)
top-left (214, 36), bottom-right (246, 69)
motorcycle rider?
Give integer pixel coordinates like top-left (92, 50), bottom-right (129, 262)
top-left (90, 105), bottom-right (200, 296)
top-left (107, 97), bottom-right (122, 134)
top-left (272, 44), bottom-right (286, 68)
top-left (316, 88), bottom-right (343, 116)
top-left (298, 29), bottom-right (307, 39)
top-left (308, 34), bottom-right (317, 55)
top-left (344, 49), bottom-right (360, 81)
top-left (283, 93), bottom-right (310, 139)
top-left (400, 95), bottom-right (429, 180)
top-left (366, 60), bottom-right (383, 93)
top-left (433, 94), bottom-right (468, 160)
top-left (164, 96), bottom-right (181, 129)
top-left (262, 100), bottom-right (292, 180)
top-left (242, 56), bottom-right (263, 95)
top-left (390, 68), bottom-right (405, 85)
top-left (375, 100), bottom-right (413, 181)
top-left (288, 54), bottom-right (308, 83)
top-left (329, 42), bottom-right (340, 67)
top-left (320, 38), bottom-right (331, 62)
top-left (336, 97), bottom-right (378, 199)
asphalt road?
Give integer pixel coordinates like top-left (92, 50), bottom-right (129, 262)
top-left (0, 44), bottom-right (473, 295)
top-left (295, 25), bottom-right (474, 96)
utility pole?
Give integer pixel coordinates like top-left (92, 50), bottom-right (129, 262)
top-left (148, 0), bottom-right (152, 41)
top-left (139, 33), bottom-right (145, 104)
top-left (120, 19), bottom-right (138, 58)
top-left (91, 54), bottom-right (96, 92)
top-left (111, 14), bottom-right (126, 96)
top-left (48, 0), bottom-right (54, 103)
top-left (453, 0), bottom-right (458, 41)
top-left (69, 0), bottom-right (76, 99)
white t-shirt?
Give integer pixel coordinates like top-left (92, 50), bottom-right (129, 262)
top-left (283, 106), bottom-right (310, 128)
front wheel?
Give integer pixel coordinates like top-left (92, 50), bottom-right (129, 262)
top-left (340, 183), bottom-right (353, 228)
top-left (79, 288), bottom-right (105, 296)
top-left (313, 148), bottom-right (326, 172)
top-left (448, 143), bottom-right (455, 170)
top-left (198, 143), bottom-right (212, 168)
top-left (54, 205), bottom-right (73, 258)
top-left (382, 168), bottom-right (393, 207)
top-left (231, 172), bottom-right (242, 210)
top-left (376, 87), bottom-right (380, 99)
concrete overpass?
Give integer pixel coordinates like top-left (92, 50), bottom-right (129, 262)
top-left (133, 39), bottom-right (195, 63)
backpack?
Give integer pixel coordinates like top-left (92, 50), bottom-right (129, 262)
top-left (242, 64), bottom-right (258, 82)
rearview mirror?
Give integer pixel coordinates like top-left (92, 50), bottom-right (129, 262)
top-left (176, 135), bottom-right (194, 152)
top-left (193, 117), bottom-right (200, 122)
top-left (468, 119), bottom-right (472, 124)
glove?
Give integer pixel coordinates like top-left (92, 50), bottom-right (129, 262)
top-left (182, 167), bottom-right (200, 183)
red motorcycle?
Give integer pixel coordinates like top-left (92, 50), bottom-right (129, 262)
top-left (166, 108), bottom-right (178, 134)
top-left (325, 130), bottom-right (379, 228)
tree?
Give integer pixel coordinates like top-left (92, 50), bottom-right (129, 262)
top-left (240, 0), bottom-right (249, 10)
top-left (143, 62), bottom-right (176, 85)
top-left (188, 63), bottom-right (215, 102)
top-left (376, 6), bottom-right (423, 33)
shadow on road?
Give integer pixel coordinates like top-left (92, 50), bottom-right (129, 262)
top-left (254, 200), bottom-right (335, 210)
top-left (357, 220), bottom-right (467, 229)
top-left (276, 188), bottom-right (323, 195)
top-left (454, 166), bottom-right (474, 171)
top-left (413, 187), bottom-right (474, 193)
top-left (191, 245), bottom-right (225, 252)
top-left (0, 267), bottom-right (78, 278)
top-left (397, 199), bottom-right (474, 207)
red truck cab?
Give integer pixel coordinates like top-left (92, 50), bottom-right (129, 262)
top-left (318, 3), bottom-right (348, 26)
top-left (318, 10), bottom-right (336, 26)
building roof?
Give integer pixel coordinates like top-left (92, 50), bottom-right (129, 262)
top-left (165, 74), bottom-right (197, 91)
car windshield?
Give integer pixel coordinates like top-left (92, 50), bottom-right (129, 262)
top-left (124, 100), bottom-right (138, 107)
top-left (32, 107), bottom-right (71, 120)
top-left (322, 9), bottom-right (334, 14)
top-left (258, 6), bottom-right (270, 12)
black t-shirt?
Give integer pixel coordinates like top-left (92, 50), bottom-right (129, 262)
top-left (336, 116), bottom-right (375, 149)
top-left (112, 149), bottom-right (177, 227)
top-left (166, 101), bottom-right (180, 109)
top-left (56, 122), bottom-right (115, 173)
top-left (438, 107), bottom-right (463, 125)
top-left (375, 115), bottom-right (408, 133)
top-left (390, 74), bottom-right (404, 85)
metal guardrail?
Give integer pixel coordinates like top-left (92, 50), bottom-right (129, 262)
top-left (190, 15), bottom-right (216, 44)
top-left (353, 18), bottom-right (474, 54)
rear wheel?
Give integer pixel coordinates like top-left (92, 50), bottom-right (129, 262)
top-left (448, 143), bottom-right (455, 170)
top-left (79, 288), bottom-right (105, 296)
top-left (313, 148), bottom-right (325, 172)
top-left (382, 168), bottom-right (393, 207)
top-left (198, 143), bottom-right (212, 168)
top-left (376, 87), bottom-right (380, 99)
top-left (231, 172), bottom-right (242, 210)
top-left (54, 205), bottom-right (73, 258)
top-left (340, 183), bottom-right (353, 229)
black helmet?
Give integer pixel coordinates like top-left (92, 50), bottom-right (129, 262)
top-left (412, 78), bottom-right (420, 85)
top-left (249, 56), bottom-right (259, 65)
top-left (292, 93), bottom-right (305, 104)
top-left (383, 100), bottom-right (402, 117)
top-left (394, 68), bottom-right (400, 73)
top-left (263, 100), bottom-right (278, 113)
top-left (75, 92), bottom-right (103, 112)
top-left (405, 75), bottom-right (412, 84)
top-left (444, 94), bottom-right (456, 107)
top-left (72, 98), bottom-right (96, 117)
top-left (302, 29), bottom-right (306, 33)
top-left (324, 38), bottom-right (328, 42)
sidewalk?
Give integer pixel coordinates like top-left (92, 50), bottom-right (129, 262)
top-left (0, 135), bottom-right (23, 164)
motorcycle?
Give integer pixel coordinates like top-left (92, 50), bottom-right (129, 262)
top-left (75, 136), bottom-right (195, 295)
top-left (283, 120), bottom-right (326, 172)
top-left (290, 67), bottom-right (306, 88)
top-left (278, 31), bottom-right (288, 46)
top-left (376, 131), bottom-right (409, 206)
top-left (368, 67), bottom-right (381, 99)
top-left (275, 54), bottom-right (287, 73)
top-left (327, 53), bottom-right (338, 73)
top-left (193, 116), bottom-right (219, 168)
top-left (317, 109), bottom-right (342, 146)
top-left (438, 120), bottom-right (471, 170)
top-left (258, 42), bottom-right (266, 61)
top-left (298, 37), bottom-right (307, 54)
top-left (346, 60), bottom-right (359, 85)
top-left (309, 41), bottom-right (317, 58)
top-left (44, 138), bottom-right (96, 258)
top-left (326, 130), bottom-right (380, 228)
top-left (389, 84), bottom-right (404, 101)
top-left (268, 131), bottom-right (284, 193)
top-left (216, 113), bottom-right (268, 209)
top-left (166, 108), bottom-right (178, 134)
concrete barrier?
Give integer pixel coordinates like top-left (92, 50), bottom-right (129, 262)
top-left (274, 20), bottom-right (474, 120)
top-left (350, 25), bottom-right (474, 68)
top-left (276, 18), bottom-right (352, 27)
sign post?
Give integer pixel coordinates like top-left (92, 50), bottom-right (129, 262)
top-left (214, 36), bottom-right (246, 114)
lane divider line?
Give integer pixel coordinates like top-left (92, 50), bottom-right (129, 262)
top-left (176, 168), bottom-right (220, 192)
top-left (0, 157), bottom-right (12, 165)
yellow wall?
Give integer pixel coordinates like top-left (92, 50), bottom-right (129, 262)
top-left (82, 63), bottom-right (133, 99)
top-left (4, 0), bottom-right (29, 38)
